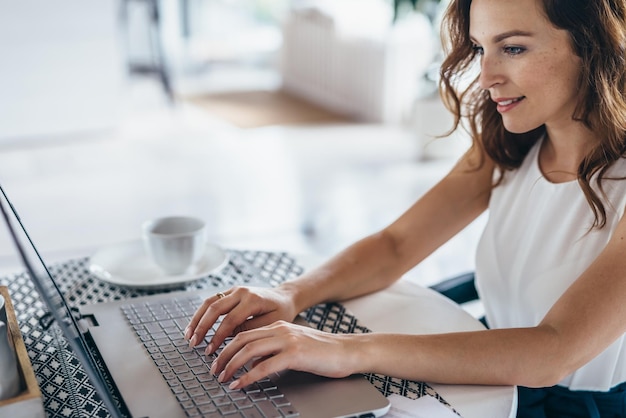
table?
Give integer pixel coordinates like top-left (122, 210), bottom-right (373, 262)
top-left (1, 249), bottom-right (515, 417)
top-left (296, 254), bottom-right (517, 418)
top-left (342, 281), bottom-right (517, 418)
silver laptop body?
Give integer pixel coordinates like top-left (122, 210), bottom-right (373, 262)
top-left (0, 184), bottom-right (390, 418)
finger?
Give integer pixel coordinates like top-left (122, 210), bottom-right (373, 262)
top-left (237, 313), bottom-right (290, 333)
top-left (207, 288), bottom-right (279, 353)
top-left (188, 293), bottom-right (237, 347)
top-left (228, 355), bottom-right (289, 390)
top-left (185, 289), bottom-right (235, 337)
top-left (206, 302), bottom-right (258, 353)
top-left (185, 297), bottom-right (215, 339)
top-left (217, 333), bottom-right (288, 385)
top-left (213, 320), bottom-right (295, 374)
top-left (211, 325), bottom-right (277, 375)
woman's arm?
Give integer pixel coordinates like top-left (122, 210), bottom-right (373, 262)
top-left (284, 144), bottom-right (494, 313)
top-left (215, 206), bottom-right (626, 389)
top-left (186, 145), bottom-right (494, 350)
top-left (359, 211), bottom-right (626, 388)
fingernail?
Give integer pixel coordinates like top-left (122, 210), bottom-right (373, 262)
top-left (218, 371), bottom-right (225, 383)
top-left (229, 379), bottom-right (240, 390)
top-left (189, 335), bottom-right (198, 348)
top-left (210, 360), bottom-right (217, 375)
top-left (184, 327), bottom-right (191, 340)
top-left (205, 343), bottom-right (214, 355)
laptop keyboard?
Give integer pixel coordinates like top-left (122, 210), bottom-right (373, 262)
top-left (121, 296), bottom-right (300, 418)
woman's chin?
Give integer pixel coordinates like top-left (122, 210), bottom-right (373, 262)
top-left (503, 121), bottom-right (544, 135)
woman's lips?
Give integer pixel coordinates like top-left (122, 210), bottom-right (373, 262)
top-left (496, 96), bottom-right (525, 113)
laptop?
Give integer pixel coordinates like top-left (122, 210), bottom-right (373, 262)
top-left (0, 184), bottom-right (390, 418)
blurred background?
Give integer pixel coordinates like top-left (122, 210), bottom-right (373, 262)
top-left (0, 0), bottom-right (484, 295)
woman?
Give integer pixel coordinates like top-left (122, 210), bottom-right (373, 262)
top-left (186, 0), bottom-right (626, 415)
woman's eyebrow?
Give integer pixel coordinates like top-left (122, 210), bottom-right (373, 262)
top-left (470, 30), bottom-right (535, 44)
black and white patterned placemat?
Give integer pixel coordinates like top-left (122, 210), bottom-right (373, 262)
top-left (0, 250), bottom-right (456, 417)
top-left (301, 303), bottom-right (453, 403)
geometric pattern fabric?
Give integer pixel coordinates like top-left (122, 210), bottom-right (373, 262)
top-left (1, 250), bottom-right (456, 417)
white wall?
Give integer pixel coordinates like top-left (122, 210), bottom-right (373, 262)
top-left (0, 0), bottom-right (126, 141)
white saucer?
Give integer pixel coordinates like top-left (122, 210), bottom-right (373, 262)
top-left (88, 240), bottom-right (228, 289)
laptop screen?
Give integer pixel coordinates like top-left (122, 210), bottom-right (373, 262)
top-left (0, 184), bottom-right (126, 418)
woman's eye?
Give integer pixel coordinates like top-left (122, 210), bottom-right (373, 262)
top-left (472, 44), bottom-right (484, 56)
top-left (503, 46), bottom-right (525, 56)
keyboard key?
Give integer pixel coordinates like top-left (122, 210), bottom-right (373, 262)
top-left (198, 404), bottom-right (218, 414)
top-left (272, 396), bottom-right (291, 407)
top-left (160, 344), bottom-right (176, 353)
top-left (182, 381), bottom-right (200, 390)
top-left (164, 326), bottom-right (179, 335)
top-left (279, 405), bottom-right (300, 417)
top-left (172, 338), bottom-right (188, 347)
top-left (249, 391), bottom-right (267, 402)
top-left (207, 387), bottom-right (226, 398)
top-left (185, 407), bottom-right (200, 417)
top-left (181, 400), bottom-right (195, 410)
top-left (173, 365), bottom-right (189, 374)
top-left (254, 400), bottom-right (282, 418)
top-left (174, 318), bottom-right (189, 330)
top-left (168, 356), bottom-right (185, 365)
top-left (264, 389), bottom-right (283, 399)
top-left (162, 372), bottom-right (176, 380)
top-left (144, 323), bottom-right (162, 333)
top-left (197, 374), bottom-right (214, 383)
top-left (176, 393), bottom-right (190, 402)
top-left (242, 409), bottom-right (264, 418)
top-left (155, 338), bottom-right (170, 346)
top-left (202, 382), bottom-right (220, 391)
top-left (203, 411), bottom-right (224, 418)
top-left (161, 319), bottom-right (176, 328)
top-left (235, 398), bottom-right (254, 409)
top-left (188, 387), bottom-right (205, 398)
top-left (191, 365), bottom-right (208, 375)
top-left (193, 395), bottom-right (212, 406)
top-left (178, 345), bottom-right (194, 354)
top-left (243, 384), bottom-right (261, 394)
top-left (152, 327), bottom-right (169, 340)
top-left (228, 391), bottom-right (247, 401)
top-left (219, 404), bottom-right (240, 415)
top-left (178, 372), bottom-right (195, 382)
top-left (258, 380), bottom-right (276, 390)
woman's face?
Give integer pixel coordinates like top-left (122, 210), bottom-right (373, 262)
top-left (469, 0), bottom-right (583, 134)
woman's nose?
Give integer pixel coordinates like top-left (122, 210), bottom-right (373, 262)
top-left (478, 54), bottom-right (504, 90)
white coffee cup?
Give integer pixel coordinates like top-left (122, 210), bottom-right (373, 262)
top-left (142, 216), bottom-right (207, 275)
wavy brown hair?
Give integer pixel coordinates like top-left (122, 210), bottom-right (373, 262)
top-left (438, 0), bottom-right (626, 229)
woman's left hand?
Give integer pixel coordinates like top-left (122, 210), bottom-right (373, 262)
top-left (210, 320), bottom-right (361, 389)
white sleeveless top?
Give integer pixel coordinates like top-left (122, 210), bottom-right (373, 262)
top-left (475, 138), bottom-right (626, 391)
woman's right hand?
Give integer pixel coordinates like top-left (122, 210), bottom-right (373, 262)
top-left (184, 285), bottom-right (299, 354)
